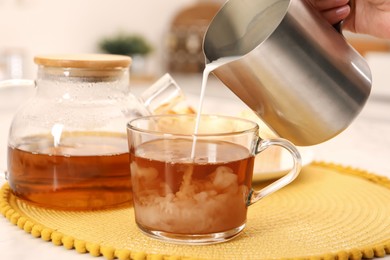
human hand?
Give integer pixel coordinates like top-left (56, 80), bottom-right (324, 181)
top-left (309, 0), bottom-right (390, 39)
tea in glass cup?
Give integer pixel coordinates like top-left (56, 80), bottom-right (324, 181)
top-left (127, 114), bottom-right (301, 244)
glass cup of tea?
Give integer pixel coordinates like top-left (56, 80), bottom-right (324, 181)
top-left (127, 114), bottom-right (302, 244)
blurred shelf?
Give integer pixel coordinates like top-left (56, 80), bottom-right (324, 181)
top-left (347, 36), bottom-right (390, 56)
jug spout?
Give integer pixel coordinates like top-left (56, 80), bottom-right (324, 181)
top-left (139, 73), bottom-right (184, 115)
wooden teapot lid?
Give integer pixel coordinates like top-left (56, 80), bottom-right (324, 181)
top-left (34, 54), bottom-right (132, 69)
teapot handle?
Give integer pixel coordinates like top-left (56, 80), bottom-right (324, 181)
top-left (139, 73), bottom-right (184, 114)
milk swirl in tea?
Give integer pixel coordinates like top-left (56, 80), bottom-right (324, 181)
top-left (131, 138), bottom-right (253, 234)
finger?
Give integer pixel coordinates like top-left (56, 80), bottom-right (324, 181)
top-left (313, 0), bottom-right (350, 11)
top-left (321, 5), bottom-right (351, 25)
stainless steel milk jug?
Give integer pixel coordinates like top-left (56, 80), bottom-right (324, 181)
top-left (203, 0), bottom-right (372, 146)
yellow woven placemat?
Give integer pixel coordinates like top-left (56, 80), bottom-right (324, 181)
top-left (2, 161), bottom-right (390, 260)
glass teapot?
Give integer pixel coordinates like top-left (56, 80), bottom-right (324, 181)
top-left (6, 54), bottom-right (183, 210)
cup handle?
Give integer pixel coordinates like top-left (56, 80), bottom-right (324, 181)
top-left (248, 138), bottom-right (302, 206)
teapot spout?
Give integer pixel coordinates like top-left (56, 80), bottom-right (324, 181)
top-left (139, 73), bottom-right (185, 115)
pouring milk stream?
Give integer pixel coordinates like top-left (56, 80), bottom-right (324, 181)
top-left (191, 57), bottom-right (239, 159)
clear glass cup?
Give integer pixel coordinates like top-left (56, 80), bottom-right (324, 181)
top-left (127, 114), bottom-right (301, 244)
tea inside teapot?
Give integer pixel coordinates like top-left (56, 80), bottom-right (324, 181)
top-left (6, 54), bottom-right (184, 210)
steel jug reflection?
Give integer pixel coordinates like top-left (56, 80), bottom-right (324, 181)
top-left (6, 54), bottom-right (183, 210)
top-left (203, 0), bottom-right (372, 146)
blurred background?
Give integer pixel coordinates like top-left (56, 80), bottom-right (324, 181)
top-left (1, 0), bottom-right (389, 82)
top-left (0, 0), bottom-right (226, 81)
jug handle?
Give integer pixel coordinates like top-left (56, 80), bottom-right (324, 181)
top-left (0, 79), bottom-right (35, 89)
top-left (332, 0), bottom-right (354, 33)
top-left (333, 21), bottom-right (343, 33)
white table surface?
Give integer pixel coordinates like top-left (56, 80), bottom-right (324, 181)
top-left (1, 54), bottom-right (390, 259)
